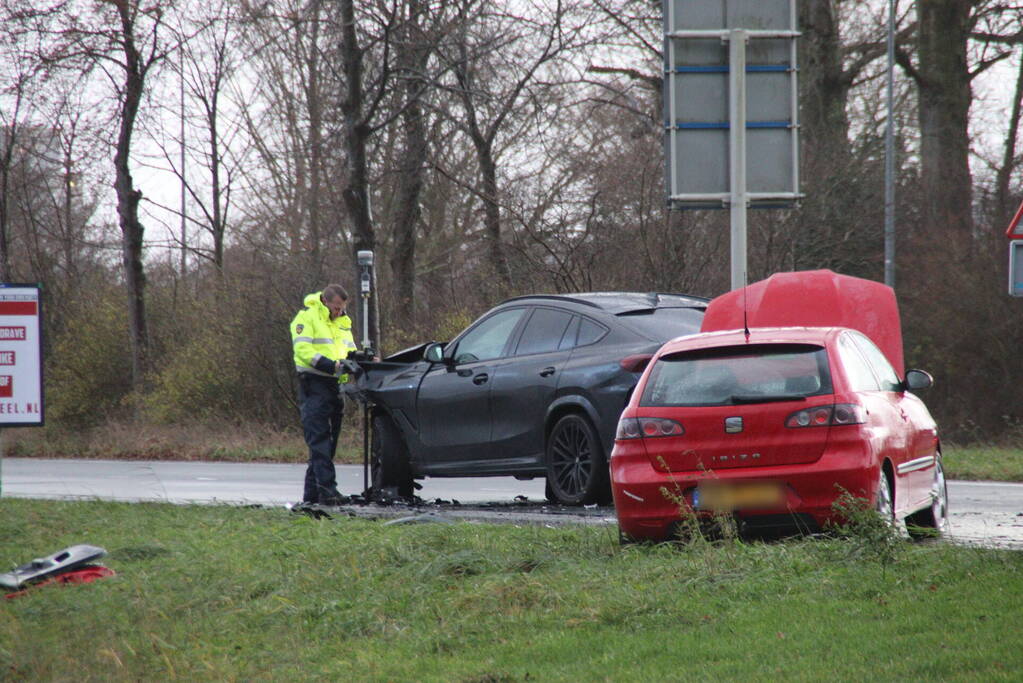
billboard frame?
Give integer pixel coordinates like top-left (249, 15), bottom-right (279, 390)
top-left (0, 283), bottom-right (44, 427)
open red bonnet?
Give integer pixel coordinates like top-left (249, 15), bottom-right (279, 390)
top-left (700, 270), bottom-right (905, 377)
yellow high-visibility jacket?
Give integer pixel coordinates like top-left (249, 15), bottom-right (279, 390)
top-left (291, 292), bottom-right (357, 378)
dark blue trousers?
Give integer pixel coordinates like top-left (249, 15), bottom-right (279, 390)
top-left (298, 374), bottom-right (344, 503)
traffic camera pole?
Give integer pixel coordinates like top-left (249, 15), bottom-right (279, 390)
top-left (357, 250), bottom-right (374, 495)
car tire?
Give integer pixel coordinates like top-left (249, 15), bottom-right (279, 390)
top-left (371, 414), bottom-right (414, 499)
top-left (906, 455), bottom-right (949, 539)
top-left (874, 467), bottom-right (894, 525)
top-left (545, 414), bottom-right (609, 506)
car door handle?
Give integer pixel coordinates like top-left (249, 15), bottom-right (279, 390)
top-left (539, 367), bottom-right (556, 377)
top-left (473, 373), bottom-right (489, 385)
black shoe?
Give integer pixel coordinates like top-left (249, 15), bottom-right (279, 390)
top-left (320, 492), bottom-right (349, 506)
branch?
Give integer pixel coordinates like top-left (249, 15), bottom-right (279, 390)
top-left (586, 64), bottom-right (659, 93)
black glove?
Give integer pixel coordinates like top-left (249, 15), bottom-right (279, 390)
top-left (313, 356), bottom-right (338, 375)
top-left (348, 349), bottom-right (377, 362)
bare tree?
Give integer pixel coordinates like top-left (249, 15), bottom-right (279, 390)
top-left (897, 1), bottom-right (1013, 241)
top-left (994, 50), bottom-right (1023, 222)
top-left (389, 0), bottom-right (432, 319)
top-left (23, 0), bottom-right (177, 388)
top-left (0, 4), bottom-right (43, 282)
top-left (156, 1), bottom-right (239, 273)
top-left (235, 0), bottom-right (338, 290)
top-left (971, 9), bottom-right (1023, 224)
top-left (439, 0), bottom-right (581, 290)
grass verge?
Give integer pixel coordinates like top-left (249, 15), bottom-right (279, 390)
top-left (2, 499), bottom-right (1022, 681)
top-left (943, 445), bottom-right (1023, 482)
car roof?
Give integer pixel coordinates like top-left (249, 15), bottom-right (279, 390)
top-left (499, 292), bottom-right (708, 314)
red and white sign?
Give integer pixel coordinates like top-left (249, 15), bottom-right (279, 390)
top-left (1007, 200), bottom-right (1023, 240)
top-left (0, 285), bottom-right (43, 426)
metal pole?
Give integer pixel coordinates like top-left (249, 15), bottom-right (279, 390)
top-left (729, 29), bottom-right (748, 291)
top-left (666, 0), bottom-right (677, 203)
top-left (788, 0), bottom-right (800, 198)
top-left (180, 63), bottom-right (187, 277)
top-left (363, 404), bottom-right (369, 494)
top-left (884, 0), bottom-right (897, 288)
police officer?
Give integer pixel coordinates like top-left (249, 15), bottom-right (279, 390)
top-left (291, 284), bottom-right (359, 505)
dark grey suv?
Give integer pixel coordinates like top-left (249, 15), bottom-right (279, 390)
top-left (361, 293), bottom-right (707, 504)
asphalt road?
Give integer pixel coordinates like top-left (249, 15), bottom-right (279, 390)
top-left (2, 458), bottom-right (1021, 548)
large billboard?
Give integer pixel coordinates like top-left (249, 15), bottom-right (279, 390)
top-left (664, 0), bottom-right (799, 207)
top-left (0, 284), bottom-right (43, 426)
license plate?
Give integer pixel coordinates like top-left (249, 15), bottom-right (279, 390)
top-left (693, 482), bottom-right (784, 511)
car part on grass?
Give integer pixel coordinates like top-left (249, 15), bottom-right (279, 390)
top-left (1, 544), bottom-right (109, 591)
top-left (4, 565), bottom-right (116, 599)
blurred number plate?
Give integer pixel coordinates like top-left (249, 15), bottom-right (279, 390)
top-left (694, 482), bottom-right (783, 511)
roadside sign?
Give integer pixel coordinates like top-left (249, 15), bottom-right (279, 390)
top-left (664, 0), bottom-right (800, 208)
top-left (1010, 241), bottom-right (1023, 297)
top-left (1006, 200), bottom-right (1023, 240)
top-left (0, 284), bottom-right (43, 426)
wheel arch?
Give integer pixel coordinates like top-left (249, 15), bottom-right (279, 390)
top-left (881, 457), bottom-right (895, 504)
top-left (544, 396), bottom-right (603, 453)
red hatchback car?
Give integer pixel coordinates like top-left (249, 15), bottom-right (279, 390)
top-left (610, 271), bottom-right (948, 542)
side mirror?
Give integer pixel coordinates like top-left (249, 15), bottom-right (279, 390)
top-left (904, 369), bottom-right (933, 391)
top-left (424, 342), bottom-right (447, 364)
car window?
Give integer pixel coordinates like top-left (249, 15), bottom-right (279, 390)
top-left (641, 344), bottom-right (832, 407)
top-left (515, 308), bottom-right (573, 356)
top-left (451, 308), bottom-right (526, 363)
top-left (616, 307), bottom-right (705, 342)
top-left (558, 316), bottom-right (580, 351)
top-left (576, 318), bottom-right (607, 347)
top-left (849, 331), bottom-right (901, 391)
top-left (838, 333), bottom-right (880, 391)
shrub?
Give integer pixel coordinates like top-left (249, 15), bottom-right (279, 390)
top-left (45, 291), bottom-right (133, 425)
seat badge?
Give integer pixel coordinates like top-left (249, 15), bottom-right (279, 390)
top-left (724, 417), bottom-right (743, 433)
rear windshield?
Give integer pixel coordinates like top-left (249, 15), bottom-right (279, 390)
top-left (616, 307), bottom-right (705, 342)
top-left (641, 344), bottom-right (832, 407)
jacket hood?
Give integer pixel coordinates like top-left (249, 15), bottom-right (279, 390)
top-left (304, 291), bottom-right (352, 329)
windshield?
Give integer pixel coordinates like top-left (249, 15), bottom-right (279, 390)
top-left (641, 344), bottom-right (832, 407)
top-left (616, 307), bottom-right (705, 342)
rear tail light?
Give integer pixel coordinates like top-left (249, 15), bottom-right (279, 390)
top-left (616, 417), bottom-right (684, 439)
top-left (620, 354), bottom-right (653, 373)
top-left (785, 403), bottom-right (865, 428)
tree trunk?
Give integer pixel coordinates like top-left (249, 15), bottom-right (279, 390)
top-left (113, 0), bottom-right (150, 389)
top-left (476, 141), bottom-right (510, 288)
top-left (391, 0), bottom-right (429, 321)
top-left (917, 0), bottom-right (974, 238)
top-left (995, 50), bottom-right (1023, 225)
top-left (0, 83), bottom-right (24, 283)
top-left (798, 0), bottom-right (852, 173)
top-left (339, 0), bottom-right (379, 350)
top-left (306, 0), bottom-right (324, 281)
top-left (0, 122), bottom-right (15, 282)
